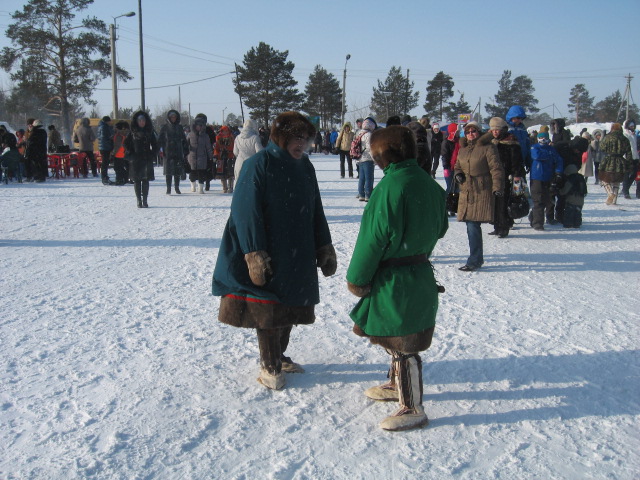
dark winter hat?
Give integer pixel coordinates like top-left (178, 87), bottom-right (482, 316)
top-left (570, 136), bottom-right (589, 153)
top-left (362, 117), bottom-right (377, 132)
top-left (386, 115), bottom-right (401, 126)
top-left (115, 120), bottom-right (129, 130)
top-left (102, 115), bottom-right (111, 122)
top-left (48, 125), bottom-right (56, 130)
top-left (195, 113), bottom-right (208, 123)
top-left (270, 111), bottom-right (316, 149)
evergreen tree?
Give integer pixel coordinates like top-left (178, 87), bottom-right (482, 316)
top-left (303, 65), bottom-right (342, 130)
top-left (370, 66), bottom-right (419, 123)
top-left (443, 93), bottom-right (472, 123)
top-left (233, 42), bottom-right (303, 128)
top-left (0, 0), bottom-right (131, 142)
top-left (485, 70), bottom-right (539, 118)
top-left (593, 90), bottom-right (640, 123)
top-left (568, 84), bottom-right (595, 122)
top-left (424, 71), bottom-right (454, 121)
top-left (527, 112), bottom-right (553, 126)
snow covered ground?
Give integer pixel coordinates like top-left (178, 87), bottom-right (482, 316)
top-left (1, 154), bottom-right (639, 479)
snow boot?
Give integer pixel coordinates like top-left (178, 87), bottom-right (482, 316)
top-left (380, 352), bottom-right (429, 431)
top-left (257, 368), bottom-right (285, 390)
top-left (174, 176), bottom-right (181, 194)
top-left (281, 355), bottom-right (305, 374)
top-left (198, 183), bottom-right (204, 194)
top-left (205, 180), bottom-right (210, 191)
top-left (257, 328), bottom-right (285, 390)
top-left (190, 181), bottom-right (196, 192)
top-left (134, 182), bottom-right (143, 208)
top-left (228, 177), bottom-right (234, 194)
top-left (365, 361), bottom-right (399, 401)
top-left (222, 178), bottom-right (228, 193)
top-left (142, 181), bottom-right (149, 208)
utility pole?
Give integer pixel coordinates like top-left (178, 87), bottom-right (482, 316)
top-left (617, 73), bottom-right (633, 122)
top-left (405, 68), bottom-right (409, 116)
top-left (341, 54), bottom-right (351, 126)
top-left (138, 0), bottom-right (145, 111)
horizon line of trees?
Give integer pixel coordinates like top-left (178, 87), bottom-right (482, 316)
top-left (1, 1), bottom-right (637, 135)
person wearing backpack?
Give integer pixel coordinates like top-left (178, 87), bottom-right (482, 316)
top-left (355, 117), bottom-right (377, 201)
top-left (336, 122), bottom-right (355, 178)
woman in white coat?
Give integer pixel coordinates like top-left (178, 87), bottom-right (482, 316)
top-left (233, 118), bottom-right (264, 180)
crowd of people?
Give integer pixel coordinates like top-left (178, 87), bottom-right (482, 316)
top-left (0, 112), bottom-right (272, 208)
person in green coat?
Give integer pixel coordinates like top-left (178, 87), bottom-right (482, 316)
top-left (212, 112), bottom-right (337, 390)
top-left (347, 126), bottom-right (448, 431)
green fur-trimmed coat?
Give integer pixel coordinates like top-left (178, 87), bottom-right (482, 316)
top-left (347, 159), bottom-right (448, 352)
top-left (599, 129), bottom-right (632, 184)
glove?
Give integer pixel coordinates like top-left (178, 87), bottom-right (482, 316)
top-left (316, 244), bottom-right (337, 277)
top-left (494, 190), bottom-right (504, 197)
top-left (443, 169), bottom-right (452, 178)
top-left (347, 281), bottom-right (371, 298)
top-left (455, 172), bottom-right (466, 184)
top-left (244, 250), bottom-right (273, 286)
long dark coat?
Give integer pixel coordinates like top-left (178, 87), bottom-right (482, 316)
top-left (124, 111), bottom-right (157, 181)
top-left (212, 141), bottom-right (332, 329)
top-left (158, 110), bottom-right (188, 177)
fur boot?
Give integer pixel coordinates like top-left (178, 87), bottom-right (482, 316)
top-left (256, 328), bottom-right (285, 390)
top-left (364, 360), bottom-right (399, 401)
top-left (134, 181), bottom-right (142, 208)
top-left (142, 181), bottom-right (149, 208)
top-left (174, 175), bottom-right (181, 194)
top-left (198, 183), bottom-right (204, 194)
top-left (380, 352), bottom-right (429, 431)
top-left (228, 177), bottom-right (234, 194)
top-left (190, 181), bottom-right (196, 193)
top-left (222, 178), bottom-right (228, 193)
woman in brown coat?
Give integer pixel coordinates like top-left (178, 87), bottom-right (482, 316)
top-left (453, 122), bottom-right (504, 271)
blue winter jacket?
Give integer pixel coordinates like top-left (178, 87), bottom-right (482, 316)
top-left (97, 120), bottom-right (114, 151)
top-left (530, 143), bottom-right (563, 182)
top-left (506, 106), bottom-right (531, 168)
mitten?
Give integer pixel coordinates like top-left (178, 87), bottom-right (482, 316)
top-left (316, 244), bottom-right (337, 277)
top-left (347, 281), bottom-right (371, 297)
top-left (244, 250), bottom-right (273, 286)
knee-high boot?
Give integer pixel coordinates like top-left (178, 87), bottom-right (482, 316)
top-left (611, 184), bottom-right (619, 205)
top-left (221, 177), bottom-right (228, 193)
top-left (174, 175), bottom-right (181, 194)
top-left (603, 183), bottom-right (616, 205)
top-left (165, 175), bottom-right (172, 195)
top-left (380, 352), bottom-right (428, 431)
top-left (142, 180), bottom-right (149, 208)
top-left (364, 353), bottom-right (399, 401)
top-left (134, 181), bottom-right (142, 208)
top-left (256, 328), bottom-right (285, 390)
top-left (228, 177), bottom-right (234, 193)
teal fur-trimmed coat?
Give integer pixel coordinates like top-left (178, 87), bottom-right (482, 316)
top-left (212, 141), bottom-right (332, 329)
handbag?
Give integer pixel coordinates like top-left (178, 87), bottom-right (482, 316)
top-left (446, 191), bottom-right (459, 214)
top-left (507, 192), bottom-right (530, 219)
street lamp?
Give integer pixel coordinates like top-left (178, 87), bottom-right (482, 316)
top-left (222, 107), bottom-right (227, 125)
top-left (341, 54), bottom-right (351, 126)
top-left (138, 0), bottom-right (145, 111)
top-left (110, 11), bottom-right (135, 118)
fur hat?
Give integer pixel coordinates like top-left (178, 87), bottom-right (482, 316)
top-left (370, 126), bottom-right (417, 166)
top-left (611, 123), bottom-right (622, 131)
top-left (102, 115), bottom-right (111, 123)
top-left (489, 117), bottom-right (508, 130)
top-left (270, 111), bottom-right (316, 149)
top-left (539, 125), bottom-right (550, 133)
top-left (32, 119), bottom-right (42, 127)
top-left (386, 115), bottom-right (401, 126)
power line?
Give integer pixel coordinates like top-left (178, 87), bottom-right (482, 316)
top-left (95, 71), bottom-right (234, 91)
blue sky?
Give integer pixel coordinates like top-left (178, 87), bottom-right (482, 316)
top-left (0, 0), bottom-right (638, 125)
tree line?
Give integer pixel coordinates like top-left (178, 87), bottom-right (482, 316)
top-left (1, 0), bottom-right (637, 141)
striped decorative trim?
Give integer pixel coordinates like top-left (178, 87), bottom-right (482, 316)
top-left (225, 293), bottom-right (279, 305)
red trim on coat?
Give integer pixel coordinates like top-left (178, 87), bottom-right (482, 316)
top-left (224, 294), bottom-right (279, 305)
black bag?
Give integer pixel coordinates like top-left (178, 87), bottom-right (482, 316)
top-left (183, 159), bottom-right (191, 174)
top-left (507, 194), bottom-right (530, 219)
top-left (446, 191), bottom-right (459, 214)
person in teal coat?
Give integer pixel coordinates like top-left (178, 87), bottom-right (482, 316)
top-left (212, 111), bottom-right (337, 390)
top-left (347, 126), bottom-right (448, 431)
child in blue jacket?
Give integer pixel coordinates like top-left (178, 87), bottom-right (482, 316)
top-left (529, 132), bottom-right (563, 230)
